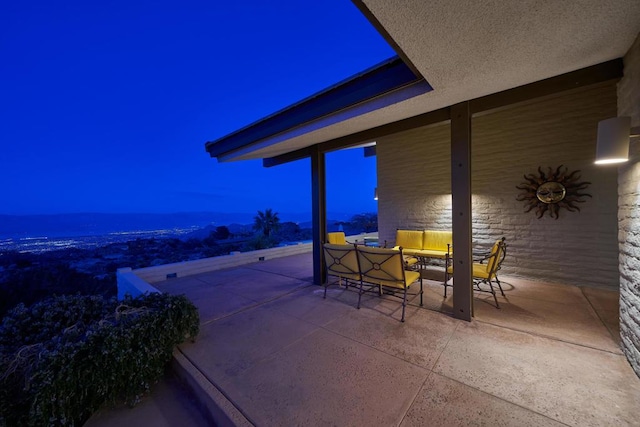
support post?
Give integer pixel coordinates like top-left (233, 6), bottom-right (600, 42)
top-left (451, 102), bottom-right (473, 321)
top-left (311, 145), bottom-right (327, 286)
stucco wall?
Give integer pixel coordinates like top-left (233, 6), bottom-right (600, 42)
top-left (618, 33), bottom-right (640, 378)
top-left (378, 81), bottom-right (619, 288)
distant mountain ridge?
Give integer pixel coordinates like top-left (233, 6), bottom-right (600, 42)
top-left (0, 211), bottom-right (354, 239)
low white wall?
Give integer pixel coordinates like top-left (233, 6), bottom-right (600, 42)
top-left (116, 267), bottom-right (161, 299)
top-left (116, 233), bottom-right (376, 297)
top-left (134, 242), bottom-right (313, 284)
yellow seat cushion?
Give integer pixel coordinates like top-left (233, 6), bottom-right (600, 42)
top-left (413, 249), bottom-right (449, 259)
top-left (472, 263), bottom-right (491, 279)
top-left (366, 269), bottom-right (421, 289)
top-left (446, 263), bottom-right (493, 279)
top-left (393, 246), bottom-right (420, 256)
top-left (404, 270), bottom-right (422, 286)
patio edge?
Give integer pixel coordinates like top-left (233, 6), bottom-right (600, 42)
top-left (171, 348), bottom-right (253, 427)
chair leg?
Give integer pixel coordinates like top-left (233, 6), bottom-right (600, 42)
top-left (357, 280), bottom-right (364, 309)
top-left (443, 255), bottom-right (451, 298)
top-left (444, 273), bottom-right (451, 298)
top-left (401, 287), bottom-right (408, 322)
top-left (495, 276), bottom-right (505, 296)
top-left (487, 279), bottom-right (500, 309)
top-left (419, 276), bottom-right (424, 307)
top-left (444, 255), bottom-right (450, 298)
top-left (325, 278), bottom-right (341, 299)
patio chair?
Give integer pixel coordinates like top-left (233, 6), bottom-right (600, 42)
top-left (327, 231), bottom-right (361, 245)
top-left (473, 237), bottom-right (507, 290)
top-left (356, 246), bottom-right (423, 322)
top-left (446, 237), bottom-right (507, 308)
top-left (323, 243), bottom-right (360, 298)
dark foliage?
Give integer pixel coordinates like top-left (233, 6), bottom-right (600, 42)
top-left (0, 293), bottom-right (199, 426)
top-left (253, 208), bottom-right (280, 237)
top-left (348, 212), bottom-right (378, 233)
top-left (212, 225), bottom-right (231, 240)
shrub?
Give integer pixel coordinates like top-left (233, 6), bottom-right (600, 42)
top-left (0, 293), bottom-right (199, 426)
top-left (242, 235), bottom-right (277, 251)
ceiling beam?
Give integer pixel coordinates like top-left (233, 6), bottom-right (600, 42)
top-left (469, 59), bottom-right (623, 113)
top-left (263, 146), bottom-right (313, 168)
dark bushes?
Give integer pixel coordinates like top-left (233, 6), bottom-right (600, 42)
top-left (0, 293), bottom-right (199, 426)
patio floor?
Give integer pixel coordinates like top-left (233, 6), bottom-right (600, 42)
top-left (87, 252), bottom-right (640, 426)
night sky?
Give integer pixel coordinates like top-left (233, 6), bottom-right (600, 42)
top-left (1, 0), bottom-right (394, 220)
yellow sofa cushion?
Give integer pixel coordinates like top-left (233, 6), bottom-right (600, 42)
top-left (395, 230), bottom-right (423, 250)
top-left (394, 229), bottom-right (452, 259)
top-left (393, 246), bottom-right (420, 257)
top-left (423, 230), bottom-right (452, 252)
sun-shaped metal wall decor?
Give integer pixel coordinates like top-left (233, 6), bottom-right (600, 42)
top-left (516, 165), bottom-right (591, 219)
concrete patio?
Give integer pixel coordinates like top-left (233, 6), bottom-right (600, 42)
top-left (87, 252), bottom-right (640, 426)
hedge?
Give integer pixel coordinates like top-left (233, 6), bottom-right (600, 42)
top-left (0, 293), bottom-right (199, 426)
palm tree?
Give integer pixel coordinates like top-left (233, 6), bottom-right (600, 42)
top-left (253, 208), bottom-right (280, 237)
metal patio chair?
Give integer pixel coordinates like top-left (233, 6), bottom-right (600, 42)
top-left (323, 243), bottom-right (361, 298)
top-left (446, 237), bottom-right (507, 308)
top-left (356, 246), bottom-right (423, 322)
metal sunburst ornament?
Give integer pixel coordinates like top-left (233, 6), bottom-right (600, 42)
top-left (515, 165), bottom-right (591, 219)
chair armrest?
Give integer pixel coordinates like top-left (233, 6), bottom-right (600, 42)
top-left (473, 247), bottom-right (492, 263)
top-left (403, 255), bottom-right (419, 267)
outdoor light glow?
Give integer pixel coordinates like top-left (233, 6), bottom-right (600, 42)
top-left (595, 117), bottom-right (631, 165)
top-left (595, 158), bottom-right (629, 165)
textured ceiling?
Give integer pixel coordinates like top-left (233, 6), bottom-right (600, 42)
top-left (229, 0), bottom-right (640, 161)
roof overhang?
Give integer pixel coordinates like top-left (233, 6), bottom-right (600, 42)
top-left (205, 0), bottom-right (640, 164)
top-left (206, 57), bottom-right (430, 161)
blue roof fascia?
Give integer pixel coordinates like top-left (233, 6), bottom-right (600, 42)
top-left (205, 56), bottom-right (428, 158)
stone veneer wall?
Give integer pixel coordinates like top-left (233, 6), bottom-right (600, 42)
top-left (618, 33), bottom-right (640, 378)
top-left (377, 81), bottom-right (619, 288)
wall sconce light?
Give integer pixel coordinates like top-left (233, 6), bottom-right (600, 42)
top-left (374, 187), bottom-right (378, 200)
top-left (595, 117), bottom-right (640, 165)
